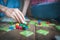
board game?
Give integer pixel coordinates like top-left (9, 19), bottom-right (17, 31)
top-left (0, 19), bottom-right (60, 40)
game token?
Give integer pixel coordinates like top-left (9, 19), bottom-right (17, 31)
top-left (19, 26), bottom-right (23, 30)
top-left (16, 25), bottom-right (19, 29)
top-left (16, 23), bottom-right (19, 26)
top-left (9, 26), bottom-right (14, 30)
top-left (38, 20), bottom-right (41, 25)
top-left (19, 23), bottom-right (23, 26)
top-left (9, 22), bottom-right (13, 25)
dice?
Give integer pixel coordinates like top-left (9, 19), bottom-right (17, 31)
top-left (15, 23), bottom-right (28, 30)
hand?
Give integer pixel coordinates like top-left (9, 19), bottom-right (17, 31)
top-left (2, 7), bottom-right (26, 23)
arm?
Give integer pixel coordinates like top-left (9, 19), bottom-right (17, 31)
top-left (22, 0), bottom-right (30, 16)
top-left (0, 5), bottom-right (26, 24)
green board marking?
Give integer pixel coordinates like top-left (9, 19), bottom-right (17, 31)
top-left (41, 24), bottom-right (49, 27)
top-left (36, 29), bottom-right (49, 36)
top-left (29, 21), bottom-right (36, 25)
top-left (55, 25), bottom-right (60, 30)
top-left (35, 23), bottom-right (41, 27)
top-left (41, 21), bottom-right (49, 27)
top-left (28, 24), bottom-right (30, 28)
top-left (0, 27), bottom-right (11, 32)
top-left (20, 30), bottom-right (34, 37)
top-left (35, 21), bottom-right (49, 27)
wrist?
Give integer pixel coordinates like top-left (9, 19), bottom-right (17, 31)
top-left (0, 5), bottom-right (7, 12)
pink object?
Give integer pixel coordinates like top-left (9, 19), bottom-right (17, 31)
top-left (16, 25), bottom-right (23, 30)
top-left (19, 26), bottom-right (23, 30)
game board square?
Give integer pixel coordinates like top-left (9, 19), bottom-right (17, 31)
top-left (41, 21), bottom-right (49, 27)
top-left (49, 23), bottom-right (55, 26)
top-left (0, 27), bottom-right (11, 32)
top-left (55, 25), bottom-right (60, 30)
top-left (35, 22), bottom-right (49, 27)
top-left (36, 29), bottom-right (49, 36)
top-left (29, 21), bottom-right (36, 25)
top-left (20, 30), bottom-right (34, 37)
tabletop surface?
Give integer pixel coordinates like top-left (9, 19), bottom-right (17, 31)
top-left (0, 21), bottom-right (60, 40)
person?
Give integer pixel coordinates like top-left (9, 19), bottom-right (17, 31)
top-left (0, 0), bottom-right (30, 24)
top-left (0, 0), bottom-right (60, 23)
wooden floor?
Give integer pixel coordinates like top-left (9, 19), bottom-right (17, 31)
top-left (0, 23), bottom-right (60, 40)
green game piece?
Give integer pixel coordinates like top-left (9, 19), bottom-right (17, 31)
top-left (20, 30), bottom-right (34, 37)
top-left (29, 21), bottom-right (36, 25)
top-left (0, 25), bottom-right (4, 28)
top-left (23, 25), bottom-right (26, 27)
top-left (36, 29), bottom-right (49, 35)
top-left (19, 23), bottom-right (23, 26)
top-left (9, 21), bottom-right (14, 25)
top-left (55, 25), bottom-right (60, 30)
top-left (20, 23), bottom-right (27, 28)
